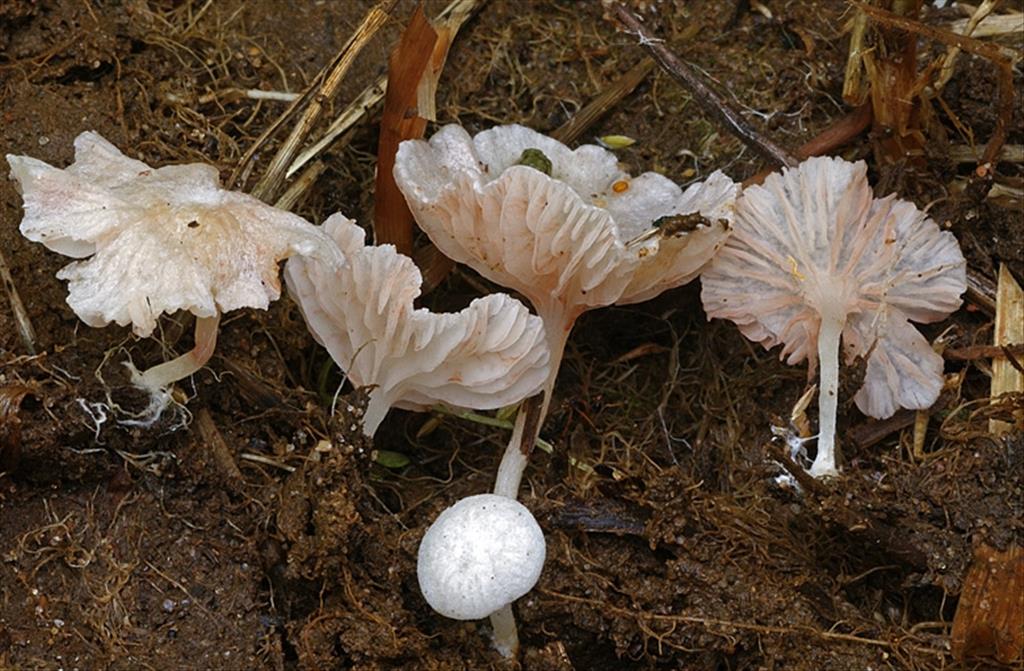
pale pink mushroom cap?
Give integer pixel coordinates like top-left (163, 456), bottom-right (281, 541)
top-left (7, 131), bottom-right (336, 338)
top-left (285, 214), bottom-right (551, 436)
top-left (393, 124), bottom-right (738, 331)
top-left (701, 156), bottom-right (967, 419)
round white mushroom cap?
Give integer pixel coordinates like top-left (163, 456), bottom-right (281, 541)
top-left (6, 131), bottom-right (340, 337)
top-left (417, 494), bottom-right (546, 621)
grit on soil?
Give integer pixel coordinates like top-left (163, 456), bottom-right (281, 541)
top-left (1, 1), bottom-right (1021, 669)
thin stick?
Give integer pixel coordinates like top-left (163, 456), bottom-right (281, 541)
top-left (944, 343), bottom-right (1024, 361)
top-left (0, 248), bottom-right (37, 354)
top-left (248, 0), bottom-right (398, 201)
top-left (607, 2), bottom-right (797, 168)
top-left (552, 57), bottom-right (654, 145)
top-left (195, 408), bottom-right (244, 487)
top-left (967, 267), bottom-right (998, 316)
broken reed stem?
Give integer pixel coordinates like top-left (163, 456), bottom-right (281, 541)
top-left (0, 247), bottom-right (37, 354)
top-left (967, 267), bottom-right (998, 316)
top-left (552, 57), bottom-right (654, 144)
top-left (287, 74), bottom-right (387, 179)
top-left (246, 0), bottom-right (398, 202)
top-left (607, 2), bottom-right (797, 168)
top-left (274, 159), bottom-right (328, 212)
top-left (853, 1), bottom-right (1015, 167)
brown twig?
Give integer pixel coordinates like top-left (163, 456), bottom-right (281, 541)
top-left (0, 248), bottom-right (37, 354)
top-left (744, 103), bottom-right (873, 187)
top-left (966, 267), bottom-right (998, 316)
top-left (765, 441), bottom-right (828, 497)
top-left (518, 393), bottom-right (545, 457)
top-left (607, 2), bottom-right (797, 168)
top-left (945, 343), bottom-right (1024, 362)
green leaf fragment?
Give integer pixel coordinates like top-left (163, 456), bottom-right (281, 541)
top-left (516, 148), bottom-right (552, 175)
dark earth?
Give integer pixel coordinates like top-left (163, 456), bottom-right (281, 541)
top-left (1, 1), bottom-right (1022, 669)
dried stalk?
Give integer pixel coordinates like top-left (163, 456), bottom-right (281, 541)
top-left (246, 0), bottom-right (398, 201)
top-left (0, 248), bottom-right (37, 354)
top-left (286, 74), bottom-right (387, 180)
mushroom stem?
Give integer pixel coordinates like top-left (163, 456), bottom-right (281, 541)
top-left (493, 317), bottom-right (571, 498)
top-left (131, 314), bottom-right (221, 392)
top-left (489, 604), bottom-right (520, 658)
top-left (811, 308), bottom-right (845, 478)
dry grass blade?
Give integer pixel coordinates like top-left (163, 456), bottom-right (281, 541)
top-left (935, 0), bottom-right (999, 93)
top-left (244, 0), bottom-right (398, 201)
top-left (0, 248), bottom-right (37, 355)
top-left (374, 6), bottom-right (439, 255)
top-left (990, 264), bottom-right (1024, 436)
top-left (607, 2), bottom-right (797, 168)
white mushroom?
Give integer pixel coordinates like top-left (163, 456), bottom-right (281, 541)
top-left (394, 124), bottom-right (738, 495)
top-left (701, 156), bottom-right (967, 477)
top-left (6, 131), bottom-right (339, 402)
top-left (284, 213), bottom-right (550, 436)
top-left (417, 493), bottom-right (546, 658)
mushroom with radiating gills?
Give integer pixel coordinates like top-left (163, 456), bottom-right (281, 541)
top-left (6, 131), bottom-right (341, 418)
top-left (393, 124), bottom-right (738, 496)
top-left (700, 156), bottom-right (967, 478)
top-left (283, 213), bottom-right (551, 437)
top-left (417, 493), bottom-right (546, 658)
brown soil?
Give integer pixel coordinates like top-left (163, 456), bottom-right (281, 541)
top-left (1, 1), bottom-right (1021, 669)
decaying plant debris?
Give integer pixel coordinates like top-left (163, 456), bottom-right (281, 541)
top-left (0, 0), bottom-right (1021, 669)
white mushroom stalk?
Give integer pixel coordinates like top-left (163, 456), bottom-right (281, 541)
top-left (701, 156), bottom-right (967, 477)
top-left (284, 214), bottom-right (551, 436)
top-left (6, 132), bottom-right (340, 410)
top-left (394, 124), bottom-right (738, 497)
top-left (417, 494), bottom-right (546, 658)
